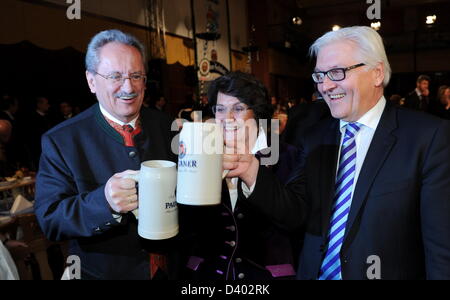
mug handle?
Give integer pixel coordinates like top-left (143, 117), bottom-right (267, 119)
top-left (123, 171), bottom-right (140, 219)
top-left (123, 172), bottom-right (140, 182)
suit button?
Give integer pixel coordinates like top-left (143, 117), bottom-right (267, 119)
top-left (226, 241), bottom-right (236, 247)
top-left (129, 151), bottom-right (136, 158)
top-left (237, 213), bottom-right (244, 220)
top-left (238, 273), bottom-right (245, 279)
top-left (226, 225), bottom-right (236, 232)
top-left (235, 258), bottom-right (242, 263)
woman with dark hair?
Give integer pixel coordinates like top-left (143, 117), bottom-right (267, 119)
top-left (179, 72), bottom-right (297, 280)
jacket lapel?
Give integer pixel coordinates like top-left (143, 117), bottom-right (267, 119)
top-left (320, 120), bottom-right (341, 238)
top-left (342, 104), bottom-right (398, 248)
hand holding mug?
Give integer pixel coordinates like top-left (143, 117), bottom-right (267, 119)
top-left (222, 119), bottom-right (259, 186)
top-left (105, 170), bottom-right (140, 214)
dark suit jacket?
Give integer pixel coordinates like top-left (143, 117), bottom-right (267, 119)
top-left (178, 180), bottom-right (297, 280)
top-left (283, 100), bottom-right (331, 149)
top-left (35, 104), bottom-right (176, 280)
top-left (247, 103), bottom-right (450, 280)
top-left (28, 111), bottom-right (53, 170)
top-left (404, 90), bottom-right (430, 112)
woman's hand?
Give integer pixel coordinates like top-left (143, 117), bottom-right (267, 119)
top-left (222, 119), bottom-right (260, 187)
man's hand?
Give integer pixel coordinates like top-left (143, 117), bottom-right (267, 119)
top-left (5, 240), bottom-right (28, 249)
top-left (422, 88), bottom-right (430, 97)
top-left (105, 170), bottom-right (139, 214)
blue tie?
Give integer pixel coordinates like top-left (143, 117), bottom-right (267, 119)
top-left (319, 123), bottom-right (361, 280)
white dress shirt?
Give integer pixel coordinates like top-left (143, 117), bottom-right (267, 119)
top-left (99, 104), bottom-right (139, 129)
top-left (337, 96), bottom-right (386, 196)
top-left (100, 104), bottom-right (139, 222)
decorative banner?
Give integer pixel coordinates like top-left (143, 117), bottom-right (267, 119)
top-left (146, 0), bottom-right (167, 60)
top-left (194, 0), bottom-right (230, 95)
top-left (206, 3), bottom-right (219, 33)
top-left (199, 58), bottom-right (210, 78)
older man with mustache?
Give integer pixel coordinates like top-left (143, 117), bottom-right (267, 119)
top-left (35, 30), bottom-right (176, 280)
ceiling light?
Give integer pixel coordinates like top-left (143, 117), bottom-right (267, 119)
top-left (332, 25), bottom-right (341, 31)
top-left (371, 21), bottom-right (381, 31)
top-left (292, 17), bottom-right (302, 26)
top-left (426, 15), bottom-right (437, 25)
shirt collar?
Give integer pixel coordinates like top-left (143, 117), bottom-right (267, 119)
top-left (36, 110), bottom-right (46, 117)
top-left (251, 128), bottom-right (268, 154)
top-left (99, 104), bottom-right (139, 129)
top-left (415, 88), bottom-right (422, 97)
top-left (3, 111), bottom-right (14, 121)
top-left (339, 96), bottom-right (386, 133)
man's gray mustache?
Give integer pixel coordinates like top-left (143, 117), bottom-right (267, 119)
top-left (115, 92), bottom-right (138, 99)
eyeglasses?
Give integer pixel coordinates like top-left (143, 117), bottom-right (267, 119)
top-left (212, 104), bottom-right (252, 117)
top-left (94, 72), bottom-right (147, 85)
top-left (311, 63), bottom-right (365, 84)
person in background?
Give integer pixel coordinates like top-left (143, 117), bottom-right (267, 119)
top-left (0, 96), bottom-right (26, 172)
top-left (283, 93), bottom-right (330, 150)
top-left (0, 95), bottom-right (19, 125)
top-left (430, 85), bottom-right (450, 120)
top-left (60, 101), bottom-right (75, 121)
top-left (404, 74), bottom-right (431, 112)
top-left (389, 94), bottom-right (404, 107)
top-left (152, 96), bottom-right (167, 112)
top-left (34, 29), bottom-right (177, 280)
top-left (229, 26), bottom-right (450, 280)
top-left (0, 119), bottom-right (12, 177)
top-left (28, 96), bottom-right (52, 170)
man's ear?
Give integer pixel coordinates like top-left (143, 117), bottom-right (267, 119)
top-left (86, 71), bottom-right (96, 94)
top-left (373, 62), bottom-right (385, 87)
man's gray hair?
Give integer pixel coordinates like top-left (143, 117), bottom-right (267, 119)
top-left (85, 29), bottom-right (147, 73)
top-left (309, 26), bottom-right (392, 87)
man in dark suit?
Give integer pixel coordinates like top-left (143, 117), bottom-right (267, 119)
top-left (404, 74), bottom-right (431, 113)
top-left (35, 29), bottom-right (176, 280)
top-left (28, 96), bottom-right (52, 170)
top-left (226, 26), bottom-right (450, 280)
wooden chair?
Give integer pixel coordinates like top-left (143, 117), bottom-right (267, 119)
top-left (1, 214), bottom-right (68, 280)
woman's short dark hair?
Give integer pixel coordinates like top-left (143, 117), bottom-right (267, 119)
top-left (208, 72), bottom-right (273, 122)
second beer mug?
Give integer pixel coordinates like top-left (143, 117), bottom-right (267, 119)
top-left (176, 122), bottom-right (224, 206)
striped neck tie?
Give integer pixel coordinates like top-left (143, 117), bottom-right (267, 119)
top-left (319, 122), bottom-right (361, 280)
